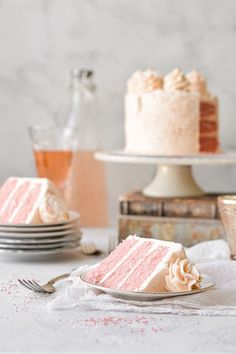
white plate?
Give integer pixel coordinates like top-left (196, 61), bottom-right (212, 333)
top-left (0, 244), bottom-right (81, 256)
top-left (0, 228), bottom-right (81, 238)
top-left (80, 271), bottom-right (215, 301)
top-left (0, 211), bottom-right (80, 228)
top-left (0, 220), bottom-right (80, 233)
top-left (0, 233), bottom-right (81, 244)
top-left (0, 240), bottom-right (81, 250)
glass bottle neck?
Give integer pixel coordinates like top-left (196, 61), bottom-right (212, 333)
top-left (54, 69), bottom-right (96, 130)
top-left (69, 79), bottom-right (96, 103)
top-left (69, 69), bottom-right (96, 100)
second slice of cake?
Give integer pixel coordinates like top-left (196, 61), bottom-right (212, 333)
top-left (0, 177), bottom-right (70, 224)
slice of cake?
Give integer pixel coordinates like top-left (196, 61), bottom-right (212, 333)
top-left (85, 235), bottom-right (201, 293)
top-left (0, 177), bottom-right (70, 224)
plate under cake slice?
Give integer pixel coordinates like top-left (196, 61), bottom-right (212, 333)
top-left (85, 235), bottom-right (201, 293)
top-left (0, 177), bottom-right (69, 224)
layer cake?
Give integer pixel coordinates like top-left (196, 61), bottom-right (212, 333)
top-left (85, 235), bottom-right (201, 292)
top-left (125, 68), bottom-right (219, 155)
top-left (0, 177), bottom-right (69, 224)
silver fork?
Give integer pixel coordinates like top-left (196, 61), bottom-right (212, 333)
top-left (18, 272), bottom-right (70, 294)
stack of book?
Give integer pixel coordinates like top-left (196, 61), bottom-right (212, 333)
top-left (118, 191), bottom-right (226, 246)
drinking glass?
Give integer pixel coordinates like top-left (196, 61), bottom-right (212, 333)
top-left (28, 125), bottom-right (77, 191)
top-left (218, 196), bottom-right (236, 260)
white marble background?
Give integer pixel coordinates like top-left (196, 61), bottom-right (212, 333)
top-left (0, 0), bottom-right (236, 223)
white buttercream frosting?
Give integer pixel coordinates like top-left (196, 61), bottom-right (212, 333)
top-left (125, 89), bottom-right (199, 155)
top-left (186, 69), bottom-right (210, 97)
top-left (164, 68), bottom-right (189, 92)
top-left (127, 69), bottom-right (163, 94)
top-left (39, 184), bottom-right (69, 223)
top-left (165, 258), bottom-right (201, 292)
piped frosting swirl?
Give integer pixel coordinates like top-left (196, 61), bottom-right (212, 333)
top-left (39, 185), bottom-right (70, 223)
top-left (127, 69), bottom-right (163, 94)
top-left (164, 68), bottom-right (189, 92)
top-left (186, 70), bottom-right (209, 97)
top-left (165, 258), bottom-right (201, 292)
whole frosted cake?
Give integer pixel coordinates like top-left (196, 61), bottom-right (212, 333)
top-left (125, 68), bottom-right (219, 155)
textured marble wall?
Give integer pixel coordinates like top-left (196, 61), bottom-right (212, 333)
top-left (0, 0), bottom-right (236, 222)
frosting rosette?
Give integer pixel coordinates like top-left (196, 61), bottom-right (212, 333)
top-left (186, 69), bottom-right (209, 97)
top-left (127, 69), bottom-right (163, 94)
top-left (164, 68), bottom-right (189, 92)
top-left (165, 258), bottom-right (201, 292)
top-left (39, 187), bottom-right (70, 223)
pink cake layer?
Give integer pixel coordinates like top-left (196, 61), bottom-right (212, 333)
top-left (0, 181), bottom-right (31, 223)
top-left (0, 178), bottom-right (18, 212)
top-left (119, 245), bottom-right (168, 291)
top-left (85, 237), bottom-right (138, 284)
top-left (99, 240), bottom-right (153, 288)
top-left (12, 183), bottom-right (42, 224)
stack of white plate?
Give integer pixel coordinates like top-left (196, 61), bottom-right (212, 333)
top-left (0, 211), bottom-right (81, 256)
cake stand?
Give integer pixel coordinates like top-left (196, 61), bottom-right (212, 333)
top-left (95, 150), bottom-right (236, 197)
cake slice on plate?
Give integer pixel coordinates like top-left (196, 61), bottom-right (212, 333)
top-left (85, 235), bottom-right (201, 293)
top-left (0, 177), bottom-right (69, 224)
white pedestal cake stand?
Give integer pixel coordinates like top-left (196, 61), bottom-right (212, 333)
top-left (95, 150), bottom-right (236, 197)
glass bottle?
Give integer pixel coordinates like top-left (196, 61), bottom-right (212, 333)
top-left (56, 69), bottom-right (99, 147)
top-left (55, 69), bottom-right (108, 227)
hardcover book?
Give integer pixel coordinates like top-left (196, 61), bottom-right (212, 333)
top-left (118, 214), bottom-right (225, 247)
top-left (119, 191), bottom-right (226, 219)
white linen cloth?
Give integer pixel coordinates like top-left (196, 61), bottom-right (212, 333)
top-left (49, 239), bottom-right (236, 316)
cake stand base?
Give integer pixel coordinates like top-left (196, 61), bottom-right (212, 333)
top-left (143, 164), bottom-right (204, 198)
